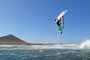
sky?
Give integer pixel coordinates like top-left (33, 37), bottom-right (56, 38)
top-left (0, 0), bottom-right (90, 43)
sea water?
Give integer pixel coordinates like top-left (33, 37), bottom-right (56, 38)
top-left (0, 48), bottom-right (90, 60)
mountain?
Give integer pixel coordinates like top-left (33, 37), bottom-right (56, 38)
top-left (0, 34), bottom-right (30, 45)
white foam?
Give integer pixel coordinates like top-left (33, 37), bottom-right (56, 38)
top-left (0, 40), bottom-right (90, 50)
top-left (80, 40), bottom-right (90, 49)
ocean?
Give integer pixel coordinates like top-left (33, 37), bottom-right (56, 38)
top-left (0, 48), bottom-right (90, 60)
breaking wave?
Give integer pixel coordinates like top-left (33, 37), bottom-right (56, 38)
top-left (0, 40), bottom-right (90, 50)
top-left (79, 40), bottom-right (90, 49)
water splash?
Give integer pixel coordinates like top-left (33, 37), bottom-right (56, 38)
top-left (80, 40), bottom-right (90, 49)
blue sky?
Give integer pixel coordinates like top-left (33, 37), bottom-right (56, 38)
top-left (0, 0), bottom-right (90, 43)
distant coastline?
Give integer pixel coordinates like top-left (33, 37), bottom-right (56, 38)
top-left (0, 34), bottom-right (30, 45)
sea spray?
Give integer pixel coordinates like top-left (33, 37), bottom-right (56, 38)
top-left (80, 40), bottom-right (90, 49)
